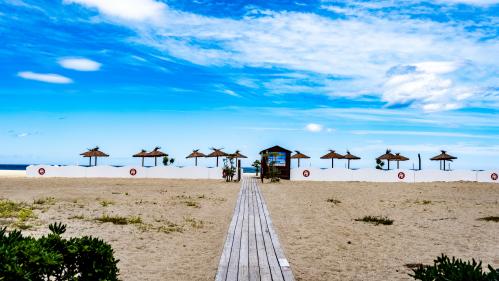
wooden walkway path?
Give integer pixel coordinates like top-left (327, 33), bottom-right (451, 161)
top-left (215, 177), bottom-right (295, 281)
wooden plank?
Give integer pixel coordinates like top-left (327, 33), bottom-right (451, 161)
top-left (238, 178), bottom-right (250, 281)
top-left (215, 177), bottom-right (245, 281)
top-left (225, 179), bottom-right (248, 280)
top-left (255, 181), bottom-right (295, 281)
top-left (251, 178), bottom-right (273, 281)
top-left (248, 179), bottom-right (262, 281)
top-left (253, 178), bottom-right (285, 281)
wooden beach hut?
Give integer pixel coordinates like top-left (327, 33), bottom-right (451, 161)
top-left (343, 151), bottom-right (360, 169)
top-left (320, 150), bottom-right (344, 168)
top-left (394, 153), bottom-right (409, 169)
top-left (430, 150), bottom-right (457, 171)
top-left (207, 147), bottom-right (228, 167)
top-left (133, 149), bottom-right (148, 167)
top-left (376, 149), bottom-right (397, 170)
top-left (80, 146), bottom-right (109, 166)
top-left (147, 147), bottom-right (168, 167)
top-left (260, 145), bottom-right (291, 180)
top-left (291, 151), bottom-right (310, 168)
top-left (186, 149), bottom-right (206, 166)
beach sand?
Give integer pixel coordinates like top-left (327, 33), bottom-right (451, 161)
top-left (0, 178), bottom-right (239, 281)
top-left (261, 181), bottom-right (499, 281)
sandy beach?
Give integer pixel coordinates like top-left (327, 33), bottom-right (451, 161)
top-left (261, 181), bottom-right (499, 281)
top-left (0, 178), bottom-right (239, 281)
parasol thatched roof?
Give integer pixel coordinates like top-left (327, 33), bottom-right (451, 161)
top-left (320, 150), bottom-right (344, 159)
top-left (147, 147), bottom-right (167, 157)
top-left (376, 149), bottom-right (397, 161)
top-left (394, 153), bottom-right (409, 161)
top-left (133, 149), bottom-right (148, 158)
top-left (430, 150), bottom-right (457, 161)
top-left (343, 151), bottom-right (360, 160)
top-left (186, 149), bottom-right (206, 159)
top-left (80, 146), bottom-right (109, 158)
top-left (230, 150), bottom-right (247, 159)
top-left (291, 151), bottom-right (310, 159)
top-left (207, 147), bottom-right (228, 157)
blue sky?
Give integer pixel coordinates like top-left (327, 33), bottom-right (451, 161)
top-left (0, 0), bottom-right (498, 169)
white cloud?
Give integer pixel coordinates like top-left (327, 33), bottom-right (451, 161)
top-left (67, 1), bottom-right (499, 112)
top-left (437, 0), bottom-right (499, 6)
top-left (17, 71), bottom-right (73, 84)
top-left (58, 57), bottom-right (101, 71)
top-left (305, 123), bottom-right (324, 132)
top-left (64, 0), bottom-right (167, 22)
top-left (223, 89), bottom-right (242, 98)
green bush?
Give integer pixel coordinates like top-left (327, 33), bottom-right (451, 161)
top-left (410, 254), bottom-right (498, 281)
top-left (0, 222), bottom-right (119, 281)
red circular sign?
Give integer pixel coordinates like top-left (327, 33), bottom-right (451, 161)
top-left (492, 173), bottom-right (498, 181)
top-left (38, 168), bottom-right (46, 176)
top-left (303, 170), bottom-right (310, 177)
top-left (398, 172), bottom-right (405, 180)
top-left (129, 169), bottom-right (137, 176)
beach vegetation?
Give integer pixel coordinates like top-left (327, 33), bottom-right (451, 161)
top-left (0, 222), bottom-right (119, 280)
top-left (326, 197), bottom-right (341, 204)
top-left (162, 155), bottom-right (175, 166)
top-left (262, 151), bottom-right (280, 182)
top-left (477, 216), bottom-right (499, 222)
top-left (158, 220), bottom-right (183, 234)
top-left (252, 160), bottom-right (261, 176)
top-left (184, 216), bottom-right (204, 229)
top-left (410, 254), bottom-right (498, 280)
top-left (223, 157), bottom-right (236, 182)
top-left (69, 214), bottom-right (85, 220)
top-left (355, 216), bottom-right (393, 225)
top-left (33, 197), bottom-right (56, 205)
top-left (100, 200), bottom-right (114, 207)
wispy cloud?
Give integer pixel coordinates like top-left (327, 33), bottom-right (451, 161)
top-left (305, 123), bottom-right (324, 132)
top-left (17, 71), bottom-right (73, 84)
top-left (223, 89), bottom-right (242, 98)
top-left (58, 57), bottom-right (101, 71)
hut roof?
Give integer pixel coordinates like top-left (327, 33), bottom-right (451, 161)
top-left (376, 149), bottom-right (397, 160)
top-left (207, 148), bottom-right (228, 157)
top-left (147, 147), bottom-right (167, 157)
top-left (430, 150), bottom-right (457, 161)
top-left (394, 153), bottom-right (409, 161)
top-left (259, 145), bottom-right (291, 154)
top-left (320, 150), bottom-right (344, 159)
top-left (186, 149), bottom-right (206, 158)
top-left (80, 147), bottom-right (109, 158)
top-left (291, 151), bottom-right (310, 159)
top-left (230, 150), bottom-right (247, 158)
top-left (133, 149), bottom-right (148, 157)
top-left (343, 151), bottom-right (361, 160)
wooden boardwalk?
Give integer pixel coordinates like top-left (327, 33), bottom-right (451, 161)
top-left (215, 177), bottom-right (295, 281)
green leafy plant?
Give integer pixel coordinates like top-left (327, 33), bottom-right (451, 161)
top-left (223, 157), bottom-right (236, 182)
top-left (0, 223), bottom-right (119, 280)
top-left (252, 160), bottom-right (261, 176)
top-left (162, 154), bottom-right (175, 166)
top-left (376, 158), bottom-right (385, 170)
top-left (410, 254), bottom-right (498, 280)
top-left (262, 152), bottom-right (280, 182)
top-left (355, 216), bottom-right (394, 225)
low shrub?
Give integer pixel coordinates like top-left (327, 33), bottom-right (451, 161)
top-left (326, 197), bottom-right (341, 204)
top-left (410, 254), bottom-right (498, 280)
top-left (95, 215), bottom-right (129, 225)
top-left (0, 222), bottom-right (119, 280)
top-left (477, 216), bottom-right (499, 222)
top-left (355, 216), bottom-right (394, 225)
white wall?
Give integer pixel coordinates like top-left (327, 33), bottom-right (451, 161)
top-left (27, 165), bottom-right (223, 180)
top-left (291, 168), bottom-right (498, 183)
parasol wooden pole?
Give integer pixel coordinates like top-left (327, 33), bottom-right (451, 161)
top-left (298, 158), bottom-right (300, 168)
top-left (216, 156), bottom-right (219, 167)
top-left (331, 158), bottom-right (334, 168)
top-left (397, 160), bottom-right (400, 169)
top-left (89, 157), bottom-right (91, 167)
top-left (95, 157), bottom-right (97, 166)
top-left (348, 159), bottom-right (351, 169)
top-left (142, 157), bottom-right (144, 167)
top-left (195, 157), bottom-right (198, 166)
top-left (155, 157), bottom-right (157, 166)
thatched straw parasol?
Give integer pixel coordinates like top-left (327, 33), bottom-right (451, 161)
top-left (376, 149), bottom-right (397, 170)
top-left (80, 146), bottom-right (109, 166)
top-left (207, 147), bottom-right (228, 167)
top-left (147, 146), bottom-right (168, 167)
top-left (291, 150), bottom-right (310, 168)
top-left (133, 149), bottom-right (148, 167)
top-left (320, 150), bottom-right (344, 168)
top-left (230, 150), bottom-right (247, 168)
top-left (343, 151), bottom-right (360, 169)
top-left (186, 149), bottom-right (206, 166)
top-left (394, 153), bottom-right (409, 169)
top-left (430, 150), bottom-right (457, 171)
